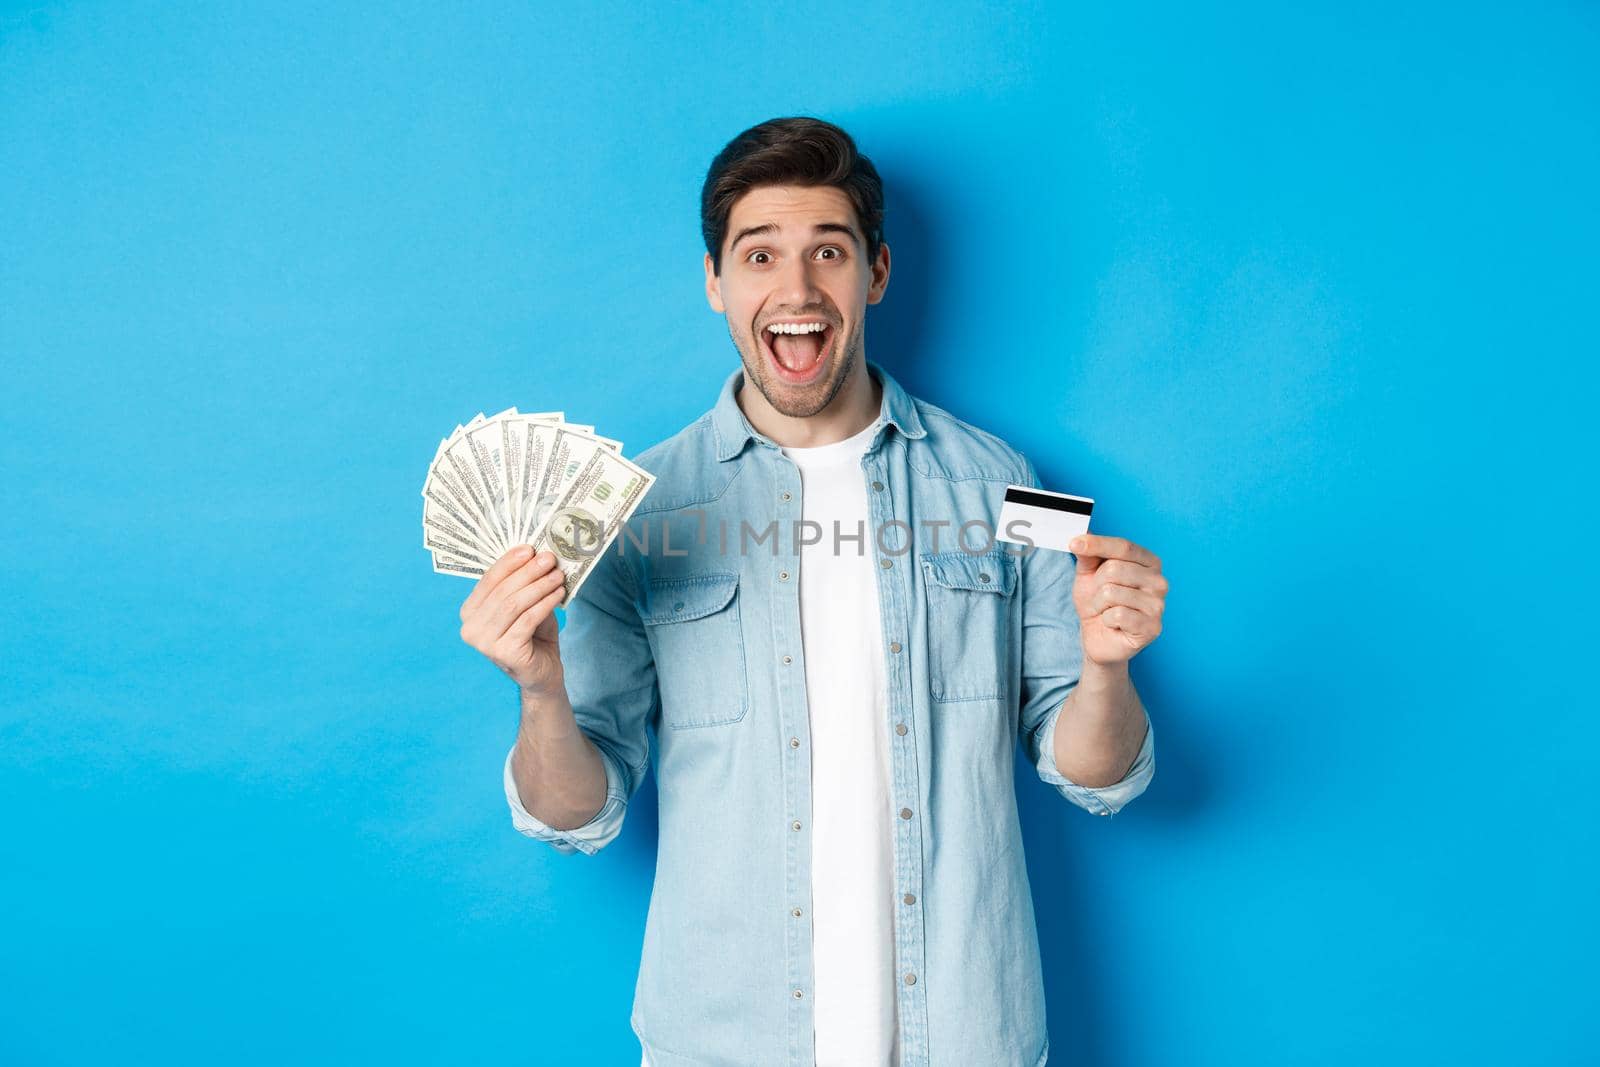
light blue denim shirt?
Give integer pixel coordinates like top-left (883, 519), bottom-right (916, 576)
top-left (504, 360), bottom-right (1155, 1066)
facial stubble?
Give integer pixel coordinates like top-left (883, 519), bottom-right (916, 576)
top-left (732, 317), bottom-right (864, 420)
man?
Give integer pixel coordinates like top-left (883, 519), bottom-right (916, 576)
top-left (458, 117), bottom-right (1166, 1067)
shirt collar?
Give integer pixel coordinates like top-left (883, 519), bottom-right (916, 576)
top-left (710, 358), bottom-right (927, 462)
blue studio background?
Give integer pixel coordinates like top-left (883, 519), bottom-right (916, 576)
top-left (2, 3), bottom-right (1595, 1064)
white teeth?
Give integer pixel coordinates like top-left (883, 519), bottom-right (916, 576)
top-left (766, 322), bottom-right (828, 335)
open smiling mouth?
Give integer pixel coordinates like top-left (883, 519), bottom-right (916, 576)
top-left (760, 319), bottom-right (835, 384)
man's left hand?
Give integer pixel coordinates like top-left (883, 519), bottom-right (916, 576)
top-left (1067, 533), bottom-right (1168, 666)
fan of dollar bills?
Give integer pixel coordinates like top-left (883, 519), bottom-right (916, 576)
top-left (421, 407), bottom-right (655, 602)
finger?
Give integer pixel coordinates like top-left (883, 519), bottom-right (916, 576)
top-left (1087, 582), bottom-right (1164, 619)
top-left (487, 564), bottom-right (568, 637)
top-left (1069, 534), bottom-right (1160, 571)
top-left (476, 551), bottom-right (558, 620)
top-left (1100, 604), bottom-right (1160, 637)
top-left (1088, 583), bottom-right (1163, 619)
top-left (499, 582), bottom-right (568, 648)
top-left (1095, 559), bottom-right (1170, 594)
top-left (461, 545), bottom-right (535, 620)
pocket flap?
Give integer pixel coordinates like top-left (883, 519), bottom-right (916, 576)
top-left (920, 550), bottom-right (1016, 595)
top-left (640, 572), bottom-right (740, 624)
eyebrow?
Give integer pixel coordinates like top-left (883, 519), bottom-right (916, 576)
top-left (728, 221), bottom-right (862, 255)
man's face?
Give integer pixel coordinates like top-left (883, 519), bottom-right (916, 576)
top-left (705, 184), bottom-right (890, 419)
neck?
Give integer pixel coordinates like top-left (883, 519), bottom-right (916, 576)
top-left (737, 357), bottom-right (882, 448)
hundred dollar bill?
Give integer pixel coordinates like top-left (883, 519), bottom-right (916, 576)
top-left (463, 419), bottom-right (516, 548)
top-left (501, 413), bottom-right (564, 551)
top-left (432, 548), bottom-right (488, 578)
top-left (426, 410), bottom-right (564, 549)
top-left (447, 408), bottom-right (560, 450)
top-left (428, 532), bottom-right (493, 568)
top-left (422, 444), bottom-right (501, 543)
top-left (514, 421), bottom-right (561, 545)
top-left (425, 408), bottom-right (642, 581)
top-left (423, 506), bottom-right (496, 563)
top-left (422, 485), bottom-right (495, 555)
top-left (442, 408), bottom-right (522, 463)
top-left (527, 447), bottom-right (655, 603)
top-left (533, 425), bottom-right (614, 535)
top-left (423, 444), bottom-right (492, 545)
top-left (439, 433), bottom-right (503, 552)
top-left (500, 419), bottom-right (530, 550)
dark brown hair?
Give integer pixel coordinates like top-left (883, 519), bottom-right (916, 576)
top-left (700, 116), bottom-right (885, 275)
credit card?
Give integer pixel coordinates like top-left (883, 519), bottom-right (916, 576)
top-left (996, 484), bottom-right (1094, 552)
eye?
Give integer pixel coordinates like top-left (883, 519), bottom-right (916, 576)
top-left (747, 250), bottom-right (772, 265)
top-left (816, 245), bottom-right (845, 261)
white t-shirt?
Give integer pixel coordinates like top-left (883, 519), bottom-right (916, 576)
top-left (643, 417), bottom-right (898, 1065)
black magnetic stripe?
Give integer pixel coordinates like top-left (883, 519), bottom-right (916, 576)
top-left (1004, 487), bottom-right (1093, 515)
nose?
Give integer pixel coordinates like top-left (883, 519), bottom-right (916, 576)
top-left (774, 252), bottom-right (824, 310)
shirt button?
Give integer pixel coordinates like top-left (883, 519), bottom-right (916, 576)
top-left (792, 820), bottom-right (803, 831)
top-left (781, 491), bottom-right (791, 501)
top-left (978, 572), bottom-right (991, 583)
top-left (782, 654), bottom-right (793, 665)
top-left (1097, 809), bottom-right (1111, 816)
top-left (879, 558), bottom-right (892, 569)
top-left (904, 973), bottom-right (917, 986)
top-left (902, 893), bottom-right (916, 905)
top-left (899, 807), bottom-right (913, 820)
top-left (789, 737), bottom-right (800, 748)
top-left (872, 480), bottom-right (884, 491)
top-left (792, 907), bottom-right (803, 917)
top-left (778, 570), bottom-right (789, 581)
top-left (895, 723), bottom-right (908, 736)
top-left (793, 989), bottom-right (804, 999)
top-left (889, 641), bottom-right (902, 653)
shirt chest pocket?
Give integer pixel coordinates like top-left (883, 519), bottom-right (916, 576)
top-left (640, 572), bottom-right (748, 729)
top-left (920, 549), bottom-right (1017, 703)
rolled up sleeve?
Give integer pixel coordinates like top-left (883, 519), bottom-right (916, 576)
top-left (503, 739), bottom-right (633, 856)
top-left (1015, 452), bottom-right (1156, 818)
top-left (502, 530), bottom-right (656, 855)
top-left (1033, 703), bottom-right (1154, 817)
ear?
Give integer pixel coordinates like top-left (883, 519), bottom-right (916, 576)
top-left (866, 241), bottom-right (891, 305)
top-left (705, 252), bottom-right (726, 313)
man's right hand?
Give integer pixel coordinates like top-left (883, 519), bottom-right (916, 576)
top-left (459, 545), bottom-right (569, 696)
